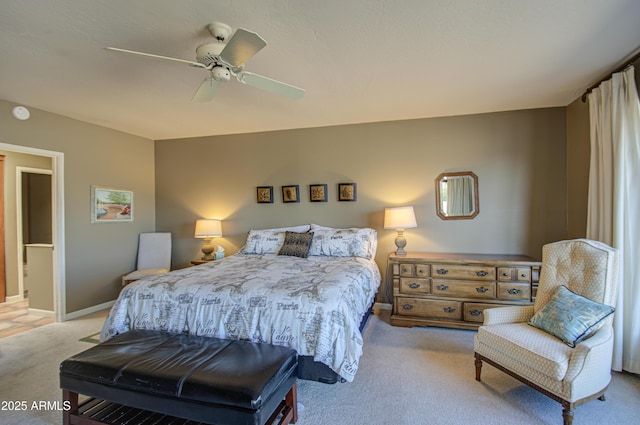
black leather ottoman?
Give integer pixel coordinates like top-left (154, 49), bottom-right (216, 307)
top-left (60, 330), bottom-right (298, 425)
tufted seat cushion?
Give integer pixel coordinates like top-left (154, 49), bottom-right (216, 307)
top-left (475, 323), bottom-right (573, 381)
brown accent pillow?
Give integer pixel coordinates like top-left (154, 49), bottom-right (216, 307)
top-left (278, 231), bottom-right (314, 258)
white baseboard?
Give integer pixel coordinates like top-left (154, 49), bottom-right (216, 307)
top-left (374, 302), bottom-right (392, 310)
top-left (28, 308), bottom-right (55, 318)
top-left (3, 294), bottom-right (24, 304)
top-left (64, 300), bottom-right (115, 321)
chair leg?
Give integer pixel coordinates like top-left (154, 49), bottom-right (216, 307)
top-left (474, 353), bottom-right (483, 381)
top-left (562, 402), bottom-right (574, 425)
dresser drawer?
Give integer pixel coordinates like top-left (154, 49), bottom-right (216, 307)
top-left (415, 264), bottom-right (430, 277)
top-left (497, 282), bottom-right (531, 300)
top-left (431, 279), bottom-right (495, 298)
top-left (431, 264), bottom-right (495, 281)
top-left (463, 302), bottom-right (499, 323)
top-left (399, 264), bottom-right (414, 277)
top-left (399, 278), bottom-right (430, 294)
top-left (396, 297), bottom-right (462, 320)
top-left (497, 267), bottom-right (531, 282)
top-left (399, 263), bottom-right (430, 277)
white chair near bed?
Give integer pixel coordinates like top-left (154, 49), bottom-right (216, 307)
top-left (474, 239), bottom-right (619, 425)
top-left (122, 232), bottom-right (172, 286)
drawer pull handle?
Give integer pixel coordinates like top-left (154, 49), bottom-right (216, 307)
top-left (469, 309), bottom-right (482, 316)
top-left (402, 304), bottom-right (413, 310)
top-left (476, 271), bottom-right (488, 277)
top-left (502, 272), bottom-right (510, 277)
top-left (409, 283), bottom-right (421, 289)
top-left (476, 287), bottom-right (489, 293)
top-left (436, 284), bottom-right (449, 291)
top-left (508, 288), bottom-right (523, 295)
top-left (436, 269), bottom-right (449, 275)
top-left (443, 307), bottom-right (456, 313)
top-left (520, 273), bottom-right (528, 278)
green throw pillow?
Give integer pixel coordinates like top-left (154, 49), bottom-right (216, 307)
top-left (528, 285), bottom-right (614, 347)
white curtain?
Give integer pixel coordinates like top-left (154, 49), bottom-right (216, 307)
top-left (587, 66), bottom-right (640, 373)
top-left (446, 176), bottom-right (473, 216)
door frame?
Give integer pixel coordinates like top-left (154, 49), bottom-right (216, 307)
top-left (0, 143), bottom-right (65, 322)
top-left (17, 167), bottom-right (53, 310)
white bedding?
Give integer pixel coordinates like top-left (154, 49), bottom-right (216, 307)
top-left (100, 253), bottom-right (381, 382)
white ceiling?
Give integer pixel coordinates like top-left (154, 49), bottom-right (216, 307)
top-left (2, 0), bottom-right (640, 140)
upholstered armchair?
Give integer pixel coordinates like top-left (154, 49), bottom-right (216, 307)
top-left (474, 239), bottom-right (619, 425)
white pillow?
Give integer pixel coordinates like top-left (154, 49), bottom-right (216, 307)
top-left (310, 224), bottom-right (335, 231)
top-left (239, 225), bottom-right (311, 254)
top-left (240, 230), bottom-right (286, 254)
top-left (263, 225), bottom-right (311, 232)
top-left (308, 228), bottom-right (377, 259)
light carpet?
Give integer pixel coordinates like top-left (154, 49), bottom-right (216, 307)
top-left (0, 308), bottom-right (638, 425)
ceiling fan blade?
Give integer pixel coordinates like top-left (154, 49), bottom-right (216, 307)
top-left (237, 71), bottom-right (305, 100)
top-left (105, 47), bottom-right (207, 69)
top-left (219, 28), bottom-right (267, 67)
top-left (192, 76), bottom-right (221, 102)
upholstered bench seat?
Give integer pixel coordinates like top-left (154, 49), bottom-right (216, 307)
top-left (60, 330), bottom-right (298, 425)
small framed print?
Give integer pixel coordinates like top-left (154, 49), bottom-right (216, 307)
top-left (257, 186), bottom-right (274, 203)
top-left (309, 184), bottom-right (328, 202)
top-left (338, 183), bottom-right (357, 202)
top-left (91, 185), bottom-right (133, 223)
top-left (282, 185), bottom-right (300, 203)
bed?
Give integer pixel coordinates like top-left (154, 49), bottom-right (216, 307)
top-left (100, 225), bottom-right (381, 383)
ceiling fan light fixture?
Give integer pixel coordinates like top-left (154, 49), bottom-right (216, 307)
top-left (107, 21), bottom-right (304, 102)
top-left (212, 66), bottom-right (231, 81)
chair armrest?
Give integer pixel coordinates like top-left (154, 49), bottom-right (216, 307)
top-left (564, 325), bottom-right (614, 384)
top-left (482, 305), bottom-right (534, 325)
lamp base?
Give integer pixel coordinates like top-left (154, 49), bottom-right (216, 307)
top-left (395, 230), bottom-right (408, 256)
top-left (200, 237), bottom-right (215, 261)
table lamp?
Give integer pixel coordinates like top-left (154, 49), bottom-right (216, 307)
top-left (384, 206), bottom-right (417, 255)
top-left (194, 219), bottom-right (222, 260)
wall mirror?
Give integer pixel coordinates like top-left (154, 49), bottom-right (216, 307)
top-left (435, 171), bottom-right (479, 220)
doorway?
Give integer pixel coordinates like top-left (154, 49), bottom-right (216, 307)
top-left (0, 143), bottom-right (65, 322)
top-left (17, 168), bottom-right (53, 313)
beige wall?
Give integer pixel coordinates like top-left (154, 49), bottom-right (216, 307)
top-left (0, 99), bottom-right (156, 314)
top-left (566, 98), bottom-right (590, 239)
top-left (155, 107), bottom-right (567, 303)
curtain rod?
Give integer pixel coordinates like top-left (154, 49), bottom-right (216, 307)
top-left (581, 49), bottom-right (640, 102)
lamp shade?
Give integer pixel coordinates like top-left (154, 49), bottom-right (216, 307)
top-left (194, 219), bottom-right (222, 238)
top-left (384, 206), bottom-right (417, 229)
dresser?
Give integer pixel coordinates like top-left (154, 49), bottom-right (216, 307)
top-left (389, 252), bottom-right (541, 330)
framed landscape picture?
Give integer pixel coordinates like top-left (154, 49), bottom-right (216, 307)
top-left (91, 186), bottom-right (133, 223)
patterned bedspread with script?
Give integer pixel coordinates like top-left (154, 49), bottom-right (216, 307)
top-left (100, 253), bottom-right (381, 382)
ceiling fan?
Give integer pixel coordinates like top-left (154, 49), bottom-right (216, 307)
top-left (106, 22), bottom-right (305, 102)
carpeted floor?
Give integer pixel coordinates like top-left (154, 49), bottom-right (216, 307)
top-left (1, 308), bottom-right (639, 425)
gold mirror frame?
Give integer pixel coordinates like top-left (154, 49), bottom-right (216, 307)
top-left (435, 171), bottom-right (479, 220)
